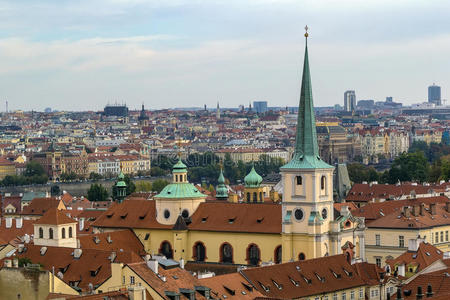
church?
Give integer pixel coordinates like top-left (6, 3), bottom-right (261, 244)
top-left (92, 32), bottom-right (365, 266)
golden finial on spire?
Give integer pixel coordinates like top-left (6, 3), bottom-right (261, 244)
top-left (304, 25), bottom-right (309, 38)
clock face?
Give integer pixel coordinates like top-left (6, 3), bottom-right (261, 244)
top-left (321, 208), bottom-right (328, 220)
top-left (294, 209), bottom-right (304, 221)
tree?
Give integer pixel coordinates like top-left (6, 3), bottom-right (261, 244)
top-left (136, 181), bottom-right (152, 192)
top-left (87, 183), bottom-right (109, 202)
top-left (25, 161), bottom-right (45, 177)
top-left (386, 152), bottom-right (429, 183)
top-left (89, 172), bottom-right (102, 181)
top-left (50, 185), bottom-right (61, 196)
top-left (152, 179), bottom-right (169, 193)
top-left (150, 166), bottom-right (166, 177)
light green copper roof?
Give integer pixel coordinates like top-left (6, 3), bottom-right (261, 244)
top-left (116, 181), bottom-right (127, 187)
top-left (172, 158), bottom-right (187, 173)
top-left (118, 171), bottom-right (125, 180)
top-left (281, 33), bottom-right (333, 170)
top-left (116, 170), bottom-right (127, 187)
top-left (154, 182), bottom-right (206, 199)
top-left (216, 169), bottom-right (228, 199)
top-left (244, 165), bottom-right (263, 187)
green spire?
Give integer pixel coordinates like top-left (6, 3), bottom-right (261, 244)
top-left (282, 27), bottom-right (333, 170)
top-left (216, 168), bottom-right (228, 199)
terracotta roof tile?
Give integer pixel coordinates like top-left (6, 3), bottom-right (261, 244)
top-left (35, 208), bottom-right (77, 225)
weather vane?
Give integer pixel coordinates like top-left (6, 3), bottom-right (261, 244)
top-left (304, 25), bottom-right (309, 38)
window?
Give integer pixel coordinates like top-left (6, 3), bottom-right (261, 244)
top-left (247, 244), bottom-right (260, 266)
top-left (341, 292), bottom-right (346, 300)
top-left (296, 176), bottom-right (302, 185)
top-left (160, 241), bottom-right (173, 259)
top-left (446, 231), bottom-right (449, 242)
top-left (399, 236), bottom-right (404, 248)
top-left (122, 275), bottom-right (125, 284)
top-left (221, 243), bottom-right (233, 263)
top-left (246, 193), bottom-right (250, 202)
top-left (333, 293), bottom-right (338, 300)
top-left (39, 227), bottom-right (43, 239)
top-left (299, 253), bottom-right (306, 260)
top-left (175, 174), bottom-right (178, 182)
top-left (294, 209), bottom-right (304, 221)
top-left (69, 227), bottom-right (73, 238)
top-left (193, 242), bottom-right (206, 262)
top-left (375, 234), bottom-right (380, 246)
top-left (435, 232), bottom-right (439, 244)
top-left (274, 245), bottom-right (282, 264)
top-left (49, 228), bottom-right (54, 239)
top-left (62, 228), bottom-right (66, 239)
top-left (350, 290), bottom-right (355, 300)
top-left (144, 233), bottom-right (150, 240)
top-left (130, 276), bottom-right (135, 285)
top-left (181, 209), bottom-right (189, 218)
top-left (359, 288), bottom-right (364, 299)
top-left (164, 209), bottom-right (170, 219)
top-left (321, 208), bottom-right (328, 220)
top-left (441, 231), bottom-right (444, 243)
top-left (253, 192), bottom-right (257, 203)
top-left (375, 258), bottom-right (381, 267)
top-left (321, 176), bottom-right (326, 190)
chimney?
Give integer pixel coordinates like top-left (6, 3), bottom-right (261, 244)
top-left (79, 218), bottom-right (85, 231)
top-left (408, 239), bottom-right (420, 252)
top-left (398, 264), bottom-right (405, 277)
top-left (412, 205), bottom-right (420, 217)
top-left (426, 284), bottom-right (433, 297)
top-left (73, 248), bottom-right (82, 259)
top-left (429, 203), bottom-right (436, 215)
top-left (77, 239), bottom-right (80, 248)
top-left (340, 206), bottom-right (350, 217)
top-left (107, 235), bottom-right (112, 244)
top-left (179, 258), bottom-right (185, 269)
top-left (15, 217), bottom-right (23, 229)
top-left (128, 286), bottom-right (147, 300)
top-left (416, 286), bottom-right (424, 299)
top-left (12, 258), bottom-right (18, 268)
top-left (5, 217), bottom-right (12, 228)
top-left (420, 203), bottom-right (425, 216)
top-left (147, 259), bottom-right (158, 274)
top-left (403, 206), bottom-right (411, 218)
top-left (446, 202), bottom-right (450, 213)
top-left (109, 251), bottom-right (116, 263)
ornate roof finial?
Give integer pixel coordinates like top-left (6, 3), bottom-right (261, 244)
top-left (304, 25), bottom-right (309, 38)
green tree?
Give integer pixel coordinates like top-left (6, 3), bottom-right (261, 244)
top-left (136, 181), bottom-right (152, 192)
top-left (50, 185), bottom-right (61, 196)
top-left (150, 166), bottom-right (166, 177)
top-left (386, 152), bottom-right (429, 183)
top-left (25, 161), bottom-right (45, 177)
top-left (87, 183), bottom-right (109, 201)
top-left (89, 172), bottom-right (102, 181)
top-left (152, 179), bottom-right (169, 193)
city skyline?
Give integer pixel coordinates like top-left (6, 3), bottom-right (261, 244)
top-left (0, 1), bottom-right (449, 111)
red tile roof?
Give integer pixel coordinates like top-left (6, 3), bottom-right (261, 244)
top-left (35, 208), bottom-right (77, 225)
top-left (21, 197), bottom-right (66, 216)
top-left (386, 242), bottom-right (443, 272)
top-left (199, 272), bottom-right (265, 299)
top-left (78, 229), bottom-right (144, 255)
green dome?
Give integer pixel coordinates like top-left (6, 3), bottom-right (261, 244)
top-left (116, 181), bottom-right (127, 187)
top-left (172, 158), bottom-right (187, 173)
top-left (116, 170), bottom-right (127, 187)
top-left (216, 169), bottom-right (228, 199)
top-left (244, 166), bottom-right (262, 187)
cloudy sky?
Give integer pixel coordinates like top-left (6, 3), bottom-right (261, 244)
top-left (0, 0), bottom-right (449, 111)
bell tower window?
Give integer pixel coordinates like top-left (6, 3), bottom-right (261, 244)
top-left (296, 176), bottom-right (302, 185)
top-left (321, 176), bottom-right (326, 190)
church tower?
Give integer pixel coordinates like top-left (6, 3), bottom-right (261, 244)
top-left (216, 102), bottom-right (221, 119)
top-left (244, 165), bottom-right (264, 203)
top-left (215, 168), bottom-right (229, 200)
top-left (280, 27), bottom-right (335, 262)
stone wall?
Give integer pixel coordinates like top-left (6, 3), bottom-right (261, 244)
top-left (0, 267), bottom-right (49, 300)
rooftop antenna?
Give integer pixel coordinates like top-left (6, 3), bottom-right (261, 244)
top-left (5, 100), bottom-right (8, 113)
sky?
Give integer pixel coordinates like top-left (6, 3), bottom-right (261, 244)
top-left (0, 0), bottom-right (450, 111)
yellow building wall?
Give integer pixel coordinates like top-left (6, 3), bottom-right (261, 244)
top-left (49, 273), bottom-right (79, 295)
top-left (299, 287), bottom-right (364, 300)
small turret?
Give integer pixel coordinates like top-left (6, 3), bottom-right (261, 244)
top-left (244, 165), bottom-right (263, 188)
top-left (115, 170), bottom-right (127, 203)
top-left (244, 165), bottom-right (264, 203)
top-left (216, 169), bottom-right (228, 200)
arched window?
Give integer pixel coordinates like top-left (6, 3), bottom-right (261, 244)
top-left (69, 227), bottom-right (73, 238)
top-left (321, 176), bottom-right (326, 190)
top-left (247, 244), bottom-right (260, 266)
top-left (159, 241), bottom-right (173, 259)
top-left (299, 252), bottom-right (306, 261)
top-left (247, 193), bottom-right (250, 202)
top-left (274, 245), bottom-right (282, 264)
top-left (296, 176), bottom-right (302, 185)
top-left (253, 192), bottom-right (257, 203)
top-left (259, 192), bottom-right (263, 202)
top-left (39, 227), bottom-right (43, 239)
top-left (193, 242), bottom-right (206, 262)
top-left (220, 243), bottom-right (233, 264)
top-left (49, 228), bottom-right (54, 239)
top-left (62, 227), bottom-right (66, 239)
top-left (175, 175), bottom-right (178, 182)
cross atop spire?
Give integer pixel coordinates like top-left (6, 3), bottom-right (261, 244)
top-left (281, 27), bottom-right (333, 170)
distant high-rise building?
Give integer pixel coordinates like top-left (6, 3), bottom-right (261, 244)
top-left (344, 90), bottom-right (356, 112)
top-left (428, 84), bottom-right (441, 106)
top-left (386, 97), bottom-right (393, 103)
top-left (104, 104), bottom-right (128, 117)
top-left (253, 101), bottom-right (268, 114)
